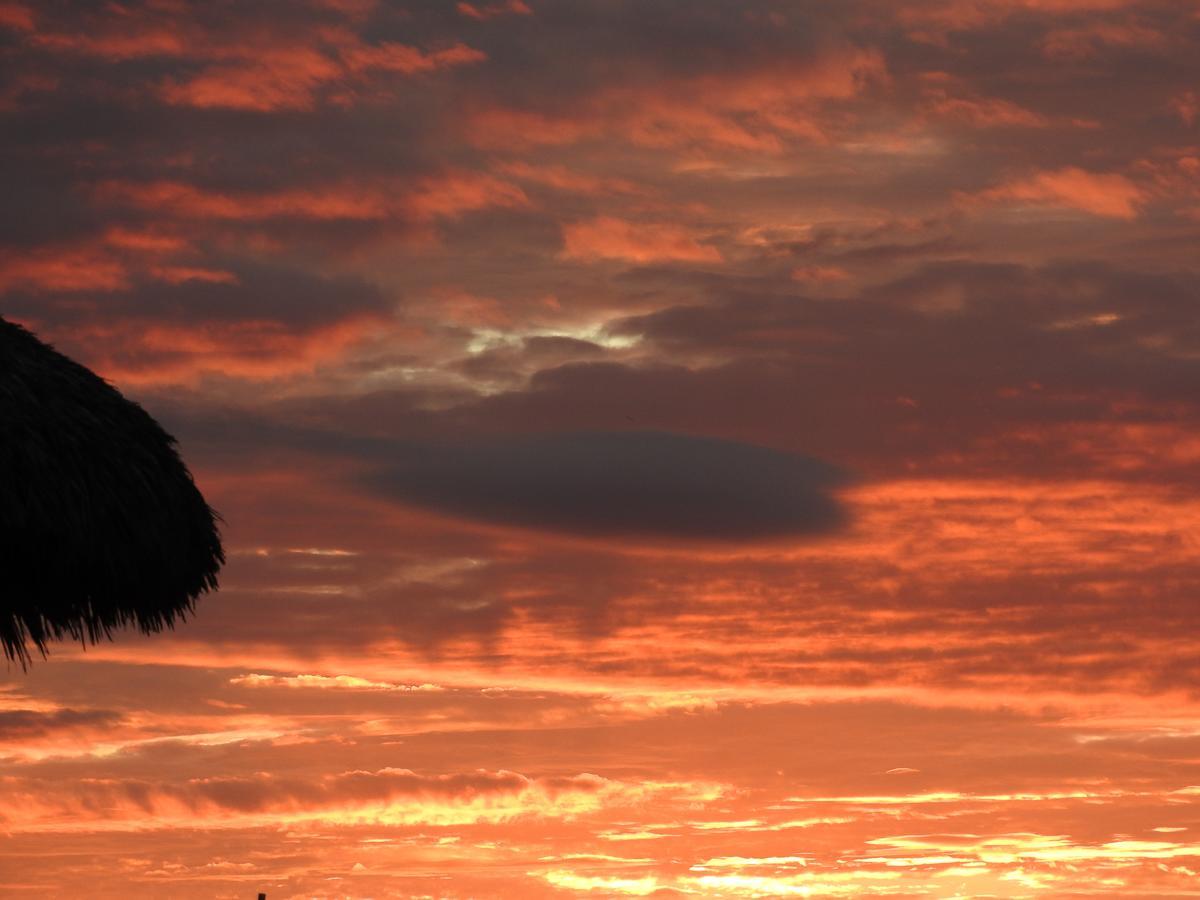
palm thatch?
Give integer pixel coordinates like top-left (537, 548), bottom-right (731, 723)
top-left (0, 317), bottom-right (223, 665)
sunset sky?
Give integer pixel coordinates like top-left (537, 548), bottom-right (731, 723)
top-left (4, 1), bottom-right (1200, 897)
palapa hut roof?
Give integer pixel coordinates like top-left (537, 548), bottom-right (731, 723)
top-left (0, 317), bottom-right (223, 665)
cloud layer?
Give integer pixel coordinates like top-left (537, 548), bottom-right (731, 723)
top-left (3, 0), bottom-right (1200, 896)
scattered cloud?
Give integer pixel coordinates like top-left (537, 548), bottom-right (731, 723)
top-left (562, 216), bottom-right (722, 264)
top-left (971, 167), bottom-right (1146, 218)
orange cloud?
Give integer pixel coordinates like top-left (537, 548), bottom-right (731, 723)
top-left (0, 228), bottom-right (249, 297)
top-left (469, 48), bottom-right (885, 153)
top-left (923, 91), bottom-right (1049, 127)
top-left (0, 225), bottom-right (240, 294)
top-left (0, 767), bottom-right (720, 832)
top-left (971, 167), bottom-right (1146, 218)
top-left (405, 171), bottom-right (530, 220)
top-left (792, 265), bottom-right (850, 282)
top-left (0, 2), bottom-right (33, 31)
top-left (494, 161), bottom-right (646, 197)
top-left (1040, 21), bottom-right (1165, 59)
top-left (469, 107), bottom-right (598, 149)
top-left (1172, 90), bottom-right (1199, 126)
top-left (162, 39), bottom-right (484, 111)
top-left (562, 216), bottom-right (722, 263)
top-left (0, 707), bottom-right (122, 749)
top-left (457, 0), bottom-right (532, 20)
top-left (30, 25), bottom-right (188, 60)
top-left (95, 179), bottom-right (388, 220)
top-left (97, 172), bottom-right (526, 224)
top-left (313, 0), bottom-right (379, 17)
top-left (340, 41), bottom-right (486, 75)
top-left (71, 315), bottom-right (389, 385)
top-left (148, 266), bottom-right (240, 285)
top-left (33, 7), bottom-right (486, 111)
top-left (230, 673), bottom-right (443, 692)
top-left (541, 871), bottom-right (663, 895)
top-left (1132, 153), bottom-right (1200, 216)
top-left (0, 246), bottom-right (129, 293)
top-left (161, 47), bottom-right (342, 111)
top-left (868, 832), bottom-right (1200, 865)
top-left (102, 227), bottom-right (188, 253)
top-left (0, 70), bottom-right (59, 111)
top-left (899, 0), bottom-right (1135, 38)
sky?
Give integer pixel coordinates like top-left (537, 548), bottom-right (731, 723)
top-left (2, 0), bottom-right (1200, 897)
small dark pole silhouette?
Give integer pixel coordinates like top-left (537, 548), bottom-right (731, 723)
top-left (0, 317), bottom-right (223, 665)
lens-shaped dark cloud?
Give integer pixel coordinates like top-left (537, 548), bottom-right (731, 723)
top-left (364, 430), bottom-right (846, 541)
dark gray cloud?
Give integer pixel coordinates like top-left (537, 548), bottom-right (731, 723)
top-left (0, 708), bottom-right (122, 740)
top-left (155, 409), bottom-right (846, 543)
top-left (363, 430), bottom-right (847, 541)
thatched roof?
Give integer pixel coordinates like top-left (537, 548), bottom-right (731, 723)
top-left (0, 318), bottom-right (223, 665)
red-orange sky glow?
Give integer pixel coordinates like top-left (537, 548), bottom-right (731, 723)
top-left (4, 1), bottom-right (1200, 897)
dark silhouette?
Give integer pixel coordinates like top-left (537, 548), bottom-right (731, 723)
top-left (0, 317), bottom-right (223, 665)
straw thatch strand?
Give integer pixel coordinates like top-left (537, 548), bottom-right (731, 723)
top-left (1, 318), bottom-right (223, 665)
